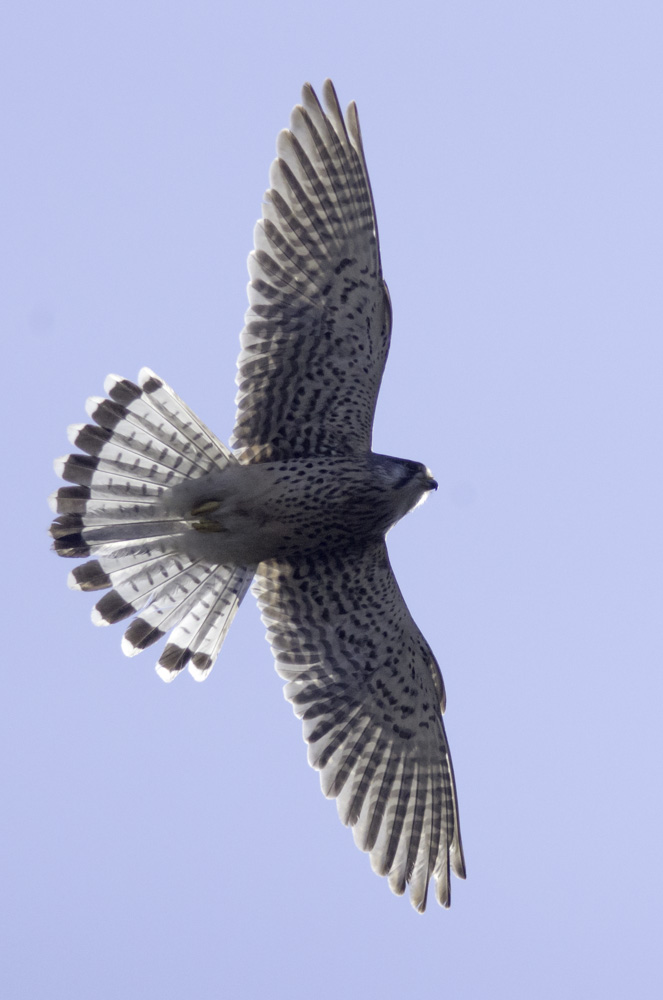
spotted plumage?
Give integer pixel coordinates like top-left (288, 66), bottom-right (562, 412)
top-left (50, 81), bottom-right (465, 910)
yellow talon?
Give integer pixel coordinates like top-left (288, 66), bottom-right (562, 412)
top-left (192, 519), bottom-right (225, 533)
top-left (191, 499), bottom-right (221, 516)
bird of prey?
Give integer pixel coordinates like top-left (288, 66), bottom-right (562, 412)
top-left (50, 80), bottom-right (465, 911)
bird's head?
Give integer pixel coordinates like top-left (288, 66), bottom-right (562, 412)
top-left (370, 454), bottom-right (438, 526)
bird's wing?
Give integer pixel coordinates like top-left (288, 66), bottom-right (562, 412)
top-left (231, 80), bottom-right (391, 463)
top-left (253, 541), bottom-right (465, 911)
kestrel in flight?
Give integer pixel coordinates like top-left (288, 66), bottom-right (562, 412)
top-left (50, 80), bottom-right (466, 911)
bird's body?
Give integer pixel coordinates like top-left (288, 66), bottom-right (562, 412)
top-left (169, 452), bottom-right (436, 563)
top-left (50, 81), bottom-right (465, 911)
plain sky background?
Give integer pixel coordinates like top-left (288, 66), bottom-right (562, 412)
top-left (2, 2), bottom-right (662, 998)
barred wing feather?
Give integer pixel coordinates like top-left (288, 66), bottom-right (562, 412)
top-left (253, 542), bottom-right (466, 911)
top-left (232, 79), bottom-right (392, 462)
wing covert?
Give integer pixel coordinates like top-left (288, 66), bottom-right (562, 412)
top-left (231, 80), bottom-right (391, 463)
top-left (253, 542), bottom-right (465, 911)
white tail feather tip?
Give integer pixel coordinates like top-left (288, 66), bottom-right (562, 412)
top-left (188, 662), bottom-right (212, 683)
top-left (85, 396), bottom-right (106, 418)
top-left (138, 367), bottom-right (159, 385)
top-left (90, 607), bottom-right (111, 627)
top-left (66, 423), bottom-right (86, 447)
top-left (155, 663), bottom-right (179, 683)
top-left (121, 636), bottom-right (143, 658)
top-left (103, 374), bottom-right (124, 394)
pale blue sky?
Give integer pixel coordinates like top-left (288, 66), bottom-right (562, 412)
top-left (2, 2), bottom-right (662, 998)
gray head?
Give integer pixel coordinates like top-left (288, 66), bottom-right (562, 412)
top-left (369, 453), bottom-right (438, 527)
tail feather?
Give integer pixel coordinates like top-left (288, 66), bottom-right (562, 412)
top-left (55, 447), bottom-right (189, 490)
top-left (69, 540), bottom-right (178, 585)
top-left (50, 370), bottom-right (254, 681)
top-left (83, 546), bottom-right (195, 609)
top-left (115, 557), bottom-right (218, 640)
top-left (52, 497), bottom-right (165, 524)
top-left (66, 418), bottom-right (211, 481)
top-left (118, 559), bottom-right (251, 682)
top-left (159, 564), bottom-right (252, 682)
top-left (54, 517), bottom-right (185, 548)
top-left (50, 485), bottom-right (164, 516)
top-left (114, 369), bottom-right (232, 468)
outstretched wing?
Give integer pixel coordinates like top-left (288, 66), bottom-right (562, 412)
top-left (253, 542), bottom-right (466, 911)
top-left (231, 80), bottom-right (391, 463)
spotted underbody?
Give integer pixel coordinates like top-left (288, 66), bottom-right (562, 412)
top-left (165, 454), bottom-right (437, 565)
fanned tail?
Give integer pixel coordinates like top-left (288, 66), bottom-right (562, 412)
top-left (50, 369), bottom-right (254, 680)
